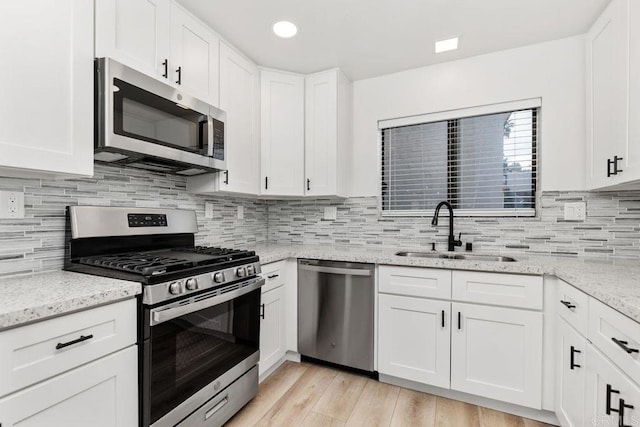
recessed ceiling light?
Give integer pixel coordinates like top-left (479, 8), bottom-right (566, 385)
top-left (435, 37), bottom-right (459, 53)
top-left (273, 21), bottom-right (298, 38)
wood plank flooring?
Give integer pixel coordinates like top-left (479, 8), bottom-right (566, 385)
top-left (226, 361), bottom-right (555, 427)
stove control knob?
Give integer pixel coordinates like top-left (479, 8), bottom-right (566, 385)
top-left (213, 272), bottom-right (225, 283)
top-left (169, 282), bottom-right (182, 295)
top-left (185, 278), bottom-right (198, 291)
top-left (246, 265), bottom-right (255, 275)
top-left (236, 267), bottom-right (247, 278)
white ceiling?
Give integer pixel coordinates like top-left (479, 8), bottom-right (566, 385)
top-left (177, 0), bottom-right (610, 81)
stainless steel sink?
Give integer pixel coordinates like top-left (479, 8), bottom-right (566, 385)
top-left (395, 251), bottom-right (516, 262)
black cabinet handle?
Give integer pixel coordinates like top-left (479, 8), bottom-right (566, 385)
top-left (223, 170), bottom-right (229, 185)
top-left (457, 312), bottom-right (461, 330)
top-left (162, 59), bottom-right (168, 78)
top-left (265, 176), bottom-right (268, 190)
top-left (307, 178), bottom-right (311, 191)
top-left (619, 398), bottom-right (635, 427)
top-left (612, 337), bottom-right (640, 354)
top-left (441, 310), bottom-right (445, 328)
top-left (570, 346), bottom-right (581, 369)
top-left (260, 304), bottom-right (265, 319)
top-left (56, 334), bottom-right (93, 350)
top-left (560, 300), bottom-right (576, 310)
top-left (267, 274), bottom-right (279, 279)
top-left (606, 384), bottom-right (620, 415)
top-left (176, 66), bottom-right (182, 85)
top-left (607, 156), bottom-right (624, 177)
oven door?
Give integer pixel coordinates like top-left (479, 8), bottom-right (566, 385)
top-left (141, 278), bottom-right (263, 427)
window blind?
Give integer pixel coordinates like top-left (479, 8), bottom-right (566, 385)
top-left (381, 108), bottom-right (537, 216)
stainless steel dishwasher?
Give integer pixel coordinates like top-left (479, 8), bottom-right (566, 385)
top-left (298, 259), bottom-right (374, 372)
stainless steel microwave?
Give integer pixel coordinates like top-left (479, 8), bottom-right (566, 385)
top-left (95, 58), bottom-right (226, 175)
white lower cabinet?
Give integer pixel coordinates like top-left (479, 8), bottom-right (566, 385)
top-left (0, 345), bottom-right (138, 427)
top-left (450, 302), bottom-right (543, 409)
top-left (586, 343), bottom-right (640, 427)
top-left (556, 317), bottom-right (588, 427)
top-left (378, 294), bottom-right (450, 389)
top-left (260, 285), bottom-right (287, 376)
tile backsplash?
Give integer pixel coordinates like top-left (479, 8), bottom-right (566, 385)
top-left (0, 165), bottom-right (268, 277)
top-left (2, 164), bottom-right (639, 278)
top-left (268, 192), bottom-right (640, 258)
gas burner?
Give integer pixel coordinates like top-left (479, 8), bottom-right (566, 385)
top-left (79, 253), bottom-right (194, 276)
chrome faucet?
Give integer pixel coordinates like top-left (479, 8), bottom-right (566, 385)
top-left (431, 201), bottom-right (462, 252)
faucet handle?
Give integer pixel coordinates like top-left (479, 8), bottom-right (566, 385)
top-left (431, 242), bottom-right (436, 251)
top-left (455, 232), bottom-right (463, 247)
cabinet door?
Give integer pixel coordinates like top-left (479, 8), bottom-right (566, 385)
top-left (556, 317), bottom-right (587, 427)
top-left (95, 0), bottom-right (170, 81)
top-left (259, 286), bottom-right (286, 377)
top-left (305, 71), bottom-right (338, 196)
top-left (0, 0), bottom-right (93, 177)
top-left (0, 346), bottom-right (138, 427)
top-left (586, 0), bottom-right (629, 189)
top-left (627, 1), bottom-right (640, 180)
top-left (170, 4), bottom-right (219, 106)
top-left (218, 42), bottom-right (260, 195)
top-left (450, 302), bottom-right (543, 409)
top-left (260, 70), bottom-right (304, 196)
top-left (586, 344), bottom-right (640, 427)
top-left (378, 294), bottom-right (450, 389)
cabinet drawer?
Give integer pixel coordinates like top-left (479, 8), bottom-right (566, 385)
top-left (557, 279), bottom-right (589, 336)
top-left (0, 299), bottom-right (136, 397)
top-left (261, 260), bottom-right (286, 293)
top-left (588, 297), bottom-right (640, 383)
top-left (452, 271), bottom-right (543, 309)
top-left (379, 265), bottom-right (451, 299)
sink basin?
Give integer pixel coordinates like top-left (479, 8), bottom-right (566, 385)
top-left (395, 251), bottom-right (516, 262)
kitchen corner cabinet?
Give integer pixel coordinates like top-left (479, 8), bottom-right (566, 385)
top-left (304, 69), bottom-right (353, 197)
top-left (96, 0), bottom-right (220, 106)
top-left (0, 0), bottom-right (94, 177)
top-left (187, 42), bottom-right (260, 196)
top-left (0, 299), bottom-right (138, 426)
top-left (260, 70), bottom-right (305, 196)
top-left (586, 0), bottom-right (640, 190)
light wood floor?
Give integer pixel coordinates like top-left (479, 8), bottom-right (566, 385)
top-left (226, 361), bottom-right (555, 427)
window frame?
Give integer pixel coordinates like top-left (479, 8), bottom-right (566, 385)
top-left (378, 99), bottom-right (541, 218)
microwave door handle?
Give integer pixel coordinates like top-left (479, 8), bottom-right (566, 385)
top-left (150, 278), bottom-right (265, 326)
top-left (207, 116), bottom-right (214, 157)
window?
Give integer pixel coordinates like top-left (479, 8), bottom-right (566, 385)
top-left (380, 104), bottom-right (538, 216)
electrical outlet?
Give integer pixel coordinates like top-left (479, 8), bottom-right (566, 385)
top-left (324, 206), bottom-right (337, 220)
top-left (564, 202), bottom-right (586, 221)
top-left (204, 202), bottom-right (214, 219)
top-left (237, 205), bottom-right (244, 219)
top-left (0, 191), bottom-right (25, 219)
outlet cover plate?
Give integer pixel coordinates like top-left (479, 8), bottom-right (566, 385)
top-left (564, 202), bottom-right (586, 221)
top-left (0, 191), bottom-right (25, 219)
top-left (324, 206), bottom-right (337, 220)
top-left (204, 202), bottom-right (214, 219)
top-left (237, 205), bottom-right (244, 220)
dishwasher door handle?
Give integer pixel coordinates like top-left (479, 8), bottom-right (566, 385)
top-left (298, 264), bottom-right (372, 276)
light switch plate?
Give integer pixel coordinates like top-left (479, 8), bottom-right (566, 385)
top-left (237, 205), bottom-right (244, 219)
top-left (324, 206), bottom-right (337, 220)
top-left (564, 202), bottom-right (586, 221)
top-left (204, 202), bottom-right (214, 219)
top-left (0, 191), bottom-right (25, 219)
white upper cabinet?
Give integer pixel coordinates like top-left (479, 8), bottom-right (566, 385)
top-left (188, 42), bottom-right (260, 195)
top-left (95, 0), bottom-right (170, 81)
top-left (169, 3), bottom-right (219, 106)
top-left (305, 69), bottom-right (352, 197)
top-left (260, 69), bottom-right (305, 196)
top-left (586, 0), bottom-right (640, 190)
top-left (0, 0), bottom-right (94, 177)
top-left (96, 0), bottom-right (219, 106)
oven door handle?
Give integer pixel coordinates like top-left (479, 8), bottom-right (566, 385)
top-left (150, 278), bottom-right (265, 326)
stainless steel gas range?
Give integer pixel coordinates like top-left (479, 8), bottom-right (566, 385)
top-left (64, 206), bottom-right (264, 427)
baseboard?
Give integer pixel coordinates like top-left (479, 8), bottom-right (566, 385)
top-left (379, 374), bottom-right (560, 426)
top-left (259, 351), bottom-right (301, 383)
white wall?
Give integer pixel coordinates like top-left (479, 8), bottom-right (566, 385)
top-left (350, 35), bottom-right (586, 196)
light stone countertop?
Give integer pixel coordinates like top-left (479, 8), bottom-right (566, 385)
top-left (247, 243), bottom-right (640, 324)
top-left (0, 271), bottom-right (141, 330)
